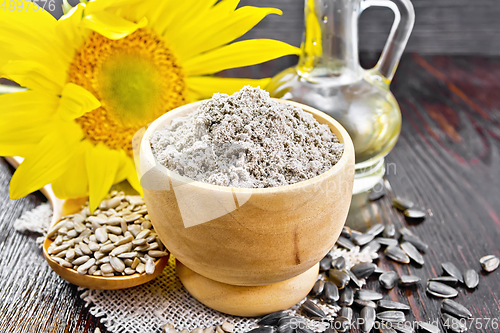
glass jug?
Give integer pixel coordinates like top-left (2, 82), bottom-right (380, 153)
top-left (267, 0), bottom-right (414, 194)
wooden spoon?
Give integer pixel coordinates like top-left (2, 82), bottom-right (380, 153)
top-left (6, 156), bottom-right (169, 290)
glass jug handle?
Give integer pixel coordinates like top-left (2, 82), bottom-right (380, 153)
top-left (361, 0), bottom-right (415, 82)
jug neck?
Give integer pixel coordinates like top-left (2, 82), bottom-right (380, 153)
top-left (298, 0), bottom-right (362, 81)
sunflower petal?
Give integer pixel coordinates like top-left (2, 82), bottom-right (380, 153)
top-left (52, 140), bottom-right (92, 199)
top-left (57, 83), bottom-right (101, 121)
top-left (0, 90), bottom-right (58, 156)
top-left (0, 1), bottom-right (70, 89)
top-left (9, 121), bottom-right (83, 200)
top-left (85, 143), bottom-right (121, 212)
top-left (81, 11), bottom-right (148, 40)
top-left (57, 4), bottom-right (89, 51)
top-left (183, 39), bottom-right (300, 76)
top-left (2, 60), bottom-right (65, 93)
top-left (186, 76), bottom-right (271, 101)
top-left (174, 7), bottom-right (283, 60)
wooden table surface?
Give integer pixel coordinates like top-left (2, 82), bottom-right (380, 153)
top-left (0, 53), bottom-right (499, 333)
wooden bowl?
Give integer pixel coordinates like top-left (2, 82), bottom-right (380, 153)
top-left (140, 99), bottom-right (355, 286)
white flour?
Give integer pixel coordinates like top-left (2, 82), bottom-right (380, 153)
top-left (150, 86), bottom-right (344, 188)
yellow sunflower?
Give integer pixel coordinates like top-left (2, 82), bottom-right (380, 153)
top-left (0, 0), bottom-right (299, 211)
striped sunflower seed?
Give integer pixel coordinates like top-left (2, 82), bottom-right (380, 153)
top-left (328, 269), bottom-right (350, 289)
top-left (441, 299), bottom-right (472, 319)
top-left (323, 281), bottom-right (339, 303)
top-left (401, 242), bottom-right (424, 265)
top-left (355, 289), bottom-right (383, 301)
top-left (463, 269), bottom-right (479, 289)
top-left (319, 256), bottom-right (332, 271)
top-left (351, 262), bottom-right (377, 279)
top-left (258, 310), bottom-right (288, 326)
top-left (301, 300), bottom-right (325, 318)
top-left (385, 246), bottom-right (410, 264)
top-left (427, 281), bottom-right (458, 298)
top-left (416, 321), bottom-right (440, 333)
top-left (398, 275), bottom-right (421, 286)
top-left (332, 256), bottom-right (346, 270)
top-left (428, 276), bottom-right (458, 285)
top-left (442, 262), bottom-right (464, 283)
top-left (392, 198), bottom-right (414, 211)
top-left (377, 300), bottom-right (410, 311)
top-left (383, 223), bottom-right (396, 238)
top-left (366, 223), bottom-right (385, 236)
top-left (354, 299), bottom-right (377, 308)
top-left (377, 311), bottom-right (406, 323)
top-left (442, 313), bottom-right (467, 332)
top-left (379, 271), bottom-right (399, 289)
top-left (479, 255), bottom-right (499, 272)
top-left (339, 286), bottom-right (353, 306)
top-left (310, 280), bottom-right (324, 297)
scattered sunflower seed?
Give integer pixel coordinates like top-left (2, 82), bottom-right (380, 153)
top-left (334, 316), bottom-right (350, 333)
top-left (383, 223), bottom-right (396, 238)
top-left (392, 198), bottom-right (414, 211)
top-left (328, 269), bottom-right (350, 289)
top-left (385, 246), bottom-right (410, 264)
top-left (377, 311), bottom-right (406, 323)
top-left (359, 306), bottom-right (375, 332)
top-left (366, 224), bottom-right (385, 236)
top-left (441, 262), bottom-right (464, 283)
top-left (479, 255), bottom-right (499, 272)
top-left (355, 289), bottom-right (383, 301)
top-left (362, 240), bottom-right (381, 254)
top-left (441, 313), bottom-right (467, 332)
top-left (258, 311), bottom-right (288, 326)
top-left (416, 321), bottom-right (440, 333)
top-left (377, 300), bottom-right (410, 311)
top-left (336, 236), bottom-right (355, 250)
top-left (310, 280), bottom-right (325, 297)
top-left (379, 271), bottom-right (399, 289)
top-left (401, 242), bottom-right (424, 265)
top-left (320, 256), bottom-right (332, 271)
top-left (346, 269), bottom-right (363, 288)
top-left (463, 269), bottom-right (479, 289)
top-left (398, 275), bottom-right (421, 286)
top-left (401, 235), bottom-right (428, 253)
top-left (323, 281), bottom-right (339, 303)
top-left (332, 256), bottom-right (346, 270)
top-left (353, 233), bottom-right (375, 246)
top-left (441, 299), bottom-right (472, 319)
top-left (351, 262), bottom-right (377, 279)
top-left (403, 208), bottom-right (426, 220)
top-left (376, 237), bottom-right (399, 247)
top-left (301, 300), bottom-right (325, 317)
top-left (341, 226), bottom-right (352, 238)
top-left (339, 286), bottom-right (354, 306)
top-left (428, 276), bottom-right (458, 286)
top-left (340, 306), bottom-right (353, 321)
top-left (354, 299), bottom-right (377, 308)
top-left (427, 281), bottom-right (458, 298)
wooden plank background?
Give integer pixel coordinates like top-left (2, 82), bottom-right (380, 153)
top-left (43, 0), bottom-right (500, 55)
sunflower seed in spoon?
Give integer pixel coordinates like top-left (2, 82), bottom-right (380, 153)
top-left (442, 262), bottom-right (464, 283)
top-left (351, 262), bottom-right (377, 279)
top-left (441, 299), bottom-right (472, 319)
top-left (328, 269), bottom-right (350, 289)
top-left (323, 281), bottom-right (339, 303)
top-left (310, 280), bottom-right (325, 297)
top-left (366, 224), bottom-right (385, 236)
top-left (377, 300), bottom-right (410, 311)
top-left (398, 275), bottom-right (421, 286)
top-left (479, 255), bottom-right (499, 272)
top-left (385, 246), bottom-right (410, 264)
top-left (336, 236), bottom-right (355, 250)
top-left (377, 311), bottom-right (406, 323)
top-left (360, 306), bottom-right (376, 332)
top-left (356, 289), bottom-right (383, 301)
top-left (441, 313), bottom-right (467, 332)
top-left (428, 276), bottom-right (458, 286)
top-left (401, 242), bottom-right (424, 265)
top-left (392, 198), bottom-right (414, 211)
top-left (416, 321), bottom-right (440, 333)
top-left (463, 269), bottom-right (479, 289)
top-left (427, 281), bottom-right (458, 298)
top-left (380, 271), bottom-right (399, 289)
top-left (301, 300), bottom-right (325, 318)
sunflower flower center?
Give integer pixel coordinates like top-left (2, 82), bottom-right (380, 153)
top-left (68, 28), bottom-right (186, 156)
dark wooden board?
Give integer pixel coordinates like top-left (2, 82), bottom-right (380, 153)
top-left (238, 0), bottom-right (500, 56)
top-left (1, 53), bottom-right (499, 332)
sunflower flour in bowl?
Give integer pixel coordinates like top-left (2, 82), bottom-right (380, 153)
top-left (150, 86), bottom-right (344, 188)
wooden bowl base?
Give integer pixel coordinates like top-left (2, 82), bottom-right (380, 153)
top-left (177, 261), bottom-right (319, 317)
